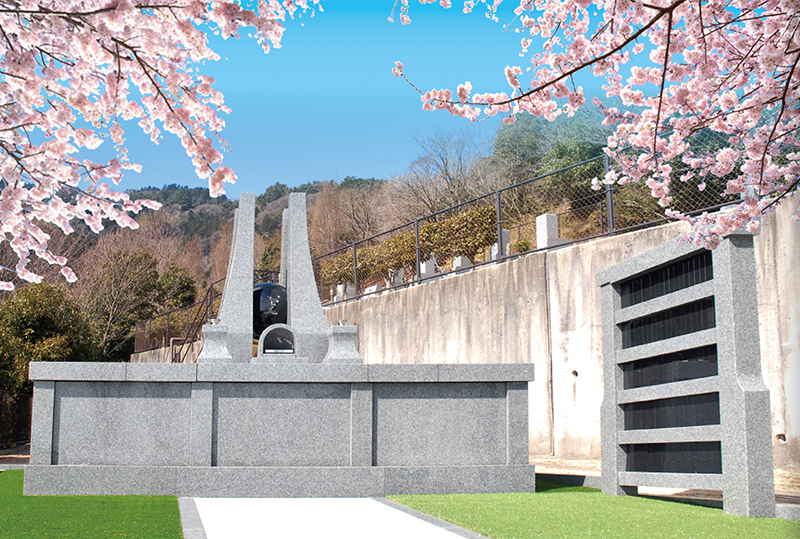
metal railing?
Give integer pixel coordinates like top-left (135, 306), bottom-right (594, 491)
top-left (312, 130), bottom-right (742, 304)
top-left (133, 278), bottom-right (224, 358)
top-left (0, 391), bottom-right (31, 449)
top-left (133, 270), bottom-right (280, 359)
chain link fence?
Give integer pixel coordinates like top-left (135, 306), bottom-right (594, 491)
top-left (313, 129), bottom-right (743, 303)
top-left (313, 193), bottom-right (503, 304)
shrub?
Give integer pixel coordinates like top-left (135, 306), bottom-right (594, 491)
top-left (319, 205), bottom-right (498, 286)
top-left (511, 239), bottom-right (532, 254)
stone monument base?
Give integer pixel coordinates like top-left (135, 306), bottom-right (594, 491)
top-left (25, 362), bottom-right (535, 497)
top-left (24, 464), bottom-right (534, 497)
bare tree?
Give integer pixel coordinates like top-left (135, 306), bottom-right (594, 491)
top-left (391, 129), bottom-right (492, 219)
top-left (309, 182), bottom-right (349, 255)
top-left (79, 247), bottom-right (159, 361)
top-left (338, 180), bottom-right (390, 243)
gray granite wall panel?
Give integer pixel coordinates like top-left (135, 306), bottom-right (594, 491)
top-left (25, 366), bottom-right (534, 496)
top-left (23, 464), bottom-right (182, 496)
top-left (350, 383), bottom-right (373, 466)
top-left (615, 329), bottom-right (718, 364)
top-left (383, 465), bottom-right (535, 495)
top-left (29, 361), bottom-right (126, 381)
top-left (617, 376), bottom-right (721, 404)
top-left (618, 471), bottom-right (725, 490)
top-left (614, 281), bottom-right (716, 324)
top-left (29, 381), bottom-right (55, 465)
top-left (373, 382), bottom-right (507, 466)
top-left (197, 363), bottom-right (369, 382)
top-left (506, 382), bottom-right (529, 465)
top-left (616, 425), bottom-right (722, 444)
top-left (178, 466), bottom-right (386, 497)
top-left (369, 365), bottom-right (439, 382)
top-left (190, 383), bottom-right (213, 466)
top-left (52, 381), bottom-right (192, 466)
top-left (23, 465), bottom-right (529, 497)
top-left (714, 235), bottom-right (776, 517)
top-left (213, 382), bottom-right (351, 466)
top-left (126, 363), bottom-right (197, 382)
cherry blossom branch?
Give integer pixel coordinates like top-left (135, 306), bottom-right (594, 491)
top-left (759, 49), bottom-right (800, 191)
top-left (403, 0), bottom-right (686, 111)
top-left (653, 8), bottom-right (674, 157)
top-left (0, 0), bottom-right (320, 289)
top-left (396, 0), bottom-right (800, 248)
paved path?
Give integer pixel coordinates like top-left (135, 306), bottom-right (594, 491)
top-left (180, 497), bottom-right (488, 539)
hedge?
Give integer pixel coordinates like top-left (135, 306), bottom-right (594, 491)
top-left (319, 206), bottom-right (497, 287)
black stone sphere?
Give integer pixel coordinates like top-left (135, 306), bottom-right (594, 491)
top-left (253, 282), bottom-right (288, 339)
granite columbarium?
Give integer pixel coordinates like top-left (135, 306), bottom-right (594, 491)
top-left (24, 193), bottom-right (536, 497)
top-left (597, 231), bottom-right (776, 517)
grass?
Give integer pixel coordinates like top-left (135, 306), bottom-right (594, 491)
top-left (2, 469), bottom-right (796, 539)
top-left (389, 479), bottom-right (799, 539)
top-left (0, 470), bottom-right (184, 539)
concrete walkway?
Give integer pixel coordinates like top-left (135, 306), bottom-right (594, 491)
top-left (179, 497), bottom-right (488, 539)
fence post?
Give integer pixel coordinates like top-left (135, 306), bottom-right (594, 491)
top-left (415, 220), bottom-right (421, 283)
top-left (351, 244), bottom-right (359, 298)
top-left (604, 154), bottom-right (616, 235)
top-left (495, 191), bottom-right (505, 261)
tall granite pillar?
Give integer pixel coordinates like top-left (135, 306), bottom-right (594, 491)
top-left (213, 193), bottom-right (255, 363)
top-left (281, 193), bottom-right (330, 362)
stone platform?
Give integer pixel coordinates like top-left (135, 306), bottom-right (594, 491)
top-left (25, 362), bottom-right (535, 497)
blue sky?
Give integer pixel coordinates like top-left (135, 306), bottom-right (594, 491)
top-left (118, 1), bottom-right (606, 199)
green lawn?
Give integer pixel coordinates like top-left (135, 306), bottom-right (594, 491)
top-left (0, 470), bottom-right (184, 539)
top-left (3, 469), bottom-right (797, 539)
top-left (389, 480), bottom-right (799, 539)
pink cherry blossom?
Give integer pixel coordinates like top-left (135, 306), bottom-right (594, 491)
top-left (394, 0), bottom-right (800, 248)
top-left (0, 0), bottom-right (318, 290)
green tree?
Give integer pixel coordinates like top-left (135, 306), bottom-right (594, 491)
top-left (257, 182), bottom-right (290, 205)
top-left (492, 110), bottom-right (613, 229)
top-left (156, 264), bottom-right (197, 312)
top-left (259, 238), bottom-right (282, 273)
top-left (259, 213), bottom-right (282, 236)
top-left (0, 283), bottom-right (97, 393)
top-left (493, 114), bottom-right (554, 184)
top-left (494, 110), bottom-right (611, 182)
top-left (340, 176), bottom-right (385, 190)
top-left (290, 181), bottom-right (327, 194)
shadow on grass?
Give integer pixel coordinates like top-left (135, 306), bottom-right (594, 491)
top-left (534, 478), bottom-right (599, 494)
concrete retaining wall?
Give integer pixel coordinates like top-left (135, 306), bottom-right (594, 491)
top-left (324, 194), bottom-right (799, 469)
top-left (130, 340), bottom-right (202, 363)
